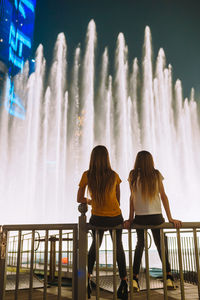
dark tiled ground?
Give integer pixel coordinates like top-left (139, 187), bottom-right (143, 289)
top-left (5, 283), bottom-right (199, 300)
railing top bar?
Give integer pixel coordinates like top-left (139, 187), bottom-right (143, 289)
top-left (1, 222), bottom-right (200, 232)
top-left (88, 222), bottom-right (200, 231)
top-left (2, 223), bottom-right (78, 231)
top-left (164, 229), bottom-right (200, 234)
top-left (134, 222), bottom-right (200, 229)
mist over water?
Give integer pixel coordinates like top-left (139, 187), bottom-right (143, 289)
top-left (1, 20), bottom-right (200, 224)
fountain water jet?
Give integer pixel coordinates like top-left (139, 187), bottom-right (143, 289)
top-left (1, 20), bottom-right (200, 223)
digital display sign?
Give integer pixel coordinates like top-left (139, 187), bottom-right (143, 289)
top-left (0, 0), bottom-right (36, 74)
top-left (0, 0), bottom-right (13, 67)
top-left (0, 0), bottom-right (36, 118)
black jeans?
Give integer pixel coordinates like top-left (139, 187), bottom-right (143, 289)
top-left (88, 214), bottom-right (127, 279)
top-left (132, 214), bottom-right (171, 275)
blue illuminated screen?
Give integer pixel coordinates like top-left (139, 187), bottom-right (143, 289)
top-left (0, 0), bottom-right (36, 119)
top-left (0, 0), bottom-right (36, 74)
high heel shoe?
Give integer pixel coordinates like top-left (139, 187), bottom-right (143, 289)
top-left (133, 276), bottom-right (140, 292)
top-left (167, 274), bottom-right (177, 290)
top-left (117, 279), bottom-right (128, 300)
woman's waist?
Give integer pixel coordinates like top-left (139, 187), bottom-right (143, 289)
top-left (89, 214), bottom-right (124, 227)
top-left (133, 214), bottom-right (165, 226)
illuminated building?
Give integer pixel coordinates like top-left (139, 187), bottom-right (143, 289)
top-left (0, 61), bottom-right (7, 104)
top-left (0, 0), bottom-right (36, 116)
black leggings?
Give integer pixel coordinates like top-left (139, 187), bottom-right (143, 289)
top-left (88, 214), bottom-right (127, 279)
top-left (132, 214), bottom-right (171, 275)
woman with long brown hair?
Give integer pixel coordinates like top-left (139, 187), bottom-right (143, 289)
top-left (124, 150), bottom-right (182, 292)
top-left (77, 145), bottom-right (128, 299)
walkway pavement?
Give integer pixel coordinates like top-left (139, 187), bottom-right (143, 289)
top-left (5, 282), bottom-right (199, 300)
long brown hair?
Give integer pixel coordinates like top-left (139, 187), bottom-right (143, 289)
top-left (87, 145), bottom-right (115, 206)
top-left (129, 150), bottom-right (160, 201)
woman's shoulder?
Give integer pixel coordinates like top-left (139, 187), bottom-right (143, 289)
top-left (112, 170), bottom-right (122, 184)
top-left (81, 170), bottom-right (89, 178)
top-left (129, 169), bottom-right (135, 176)
top-left (79, 170), bottom-right (89, 187)
top-left (155, 169), bottom-right (164, 180)
top-left (128, 169), bottom-right (136, 181)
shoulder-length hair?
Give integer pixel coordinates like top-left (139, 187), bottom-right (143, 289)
top-left (129, 150), bottom-right (160, 201)
top-left (87, 145), bottom-right (115, 206)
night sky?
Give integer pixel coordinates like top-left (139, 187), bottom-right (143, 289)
top-left (33, 0), bottom-right (200, 98)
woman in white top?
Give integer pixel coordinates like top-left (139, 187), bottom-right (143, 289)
top-left (124, 150), bottom-right (182, 291)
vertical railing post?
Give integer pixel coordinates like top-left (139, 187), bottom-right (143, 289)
top-left (128, 229), bottom-right (133, 299)
top-left (177, 228), bottom-right (185, 300)
top-left (105, 234), bottom-right (108, 271)
top-left (58, 230), bottom-right (62, 300)
top-left (78, 203), bottom-right (88, 300)
top-left (95, 230), bottom-right (100, 299)
top-left (15, 230), bottom-right (22, 300)
top-left (0, 226), bottom-right (7, 300)
top-left (193, 228), bottom-right (200, 298)
top-left (72, 226), bottom-right (78, 300)
top-left (43, 230), bottom-right (49, 300)
top-left (144, 228), bottom-right (150, 300)
top-left (49, 235), bottom-right (57, 283)
top-left (29, 230), bottom-right (35, 300)
top-left (112, 229), bottom-right (117, 300)
top-left (160, 229), bottom-right (168, 300)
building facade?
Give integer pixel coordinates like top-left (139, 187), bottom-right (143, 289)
top-left (0, 0), bottom-right (36, 112)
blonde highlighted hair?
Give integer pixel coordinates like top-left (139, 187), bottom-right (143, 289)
top-left (87, 145), bottom-right (115, 206)
top-left (129, 150), bottom-right (160, 201)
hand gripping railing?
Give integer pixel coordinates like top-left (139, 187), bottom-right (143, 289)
top-left (77, 203), bottom-right (200, 300)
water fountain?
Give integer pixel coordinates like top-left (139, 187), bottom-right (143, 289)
top-left (0, 20), bottom-right (199, 224)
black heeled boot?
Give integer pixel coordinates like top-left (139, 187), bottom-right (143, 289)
top-left (117, 279), bottom-right (128, 300)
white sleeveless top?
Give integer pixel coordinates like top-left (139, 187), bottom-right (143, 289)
top-left (131, 172), bottom-right (163, 215)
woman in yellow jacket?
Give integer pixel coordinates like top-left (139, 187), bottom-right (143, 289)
top-left (77, 145), bottom-right (128, 299)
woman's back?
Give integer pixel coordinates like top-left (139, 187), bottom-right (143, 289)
top-left (77, 145), bottom-right (128, 299)
top-left (79, 170), bottom-right (121, 216)
top-left (128, 168), bottom-right (163, 215)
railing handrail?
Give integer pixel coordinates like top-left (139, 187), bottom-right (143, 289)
top-left (2, 221), bottom-right (200, 238)
top-left (88, 222), bottom-right (200, 231)
top-left (1, 222), bottom-right (200, 233)
top-left (2, 223), bottom-right (78, 231)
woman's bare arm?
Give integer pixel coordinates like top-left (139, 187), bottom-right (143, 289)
top-left (77, 186), bottom-right (92, 205)
top-left (159, 180), bottom-right (182, 228)
top-left (124, 186), bottom-right (135, 229)
top-left (129, 193), bottom-right (134, 221)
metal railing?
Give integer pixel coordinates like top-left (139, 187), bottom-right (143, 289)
top-left (166, 229), bottom-right (200, 285)
top-left (0, 204), bottom-right (200, 300)
top-left (78, 203), bottom-right (200, 300)
top-left (0, 223), bottom-right (78, 300)
top-left (7, 230), bottom-right (74, 277)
